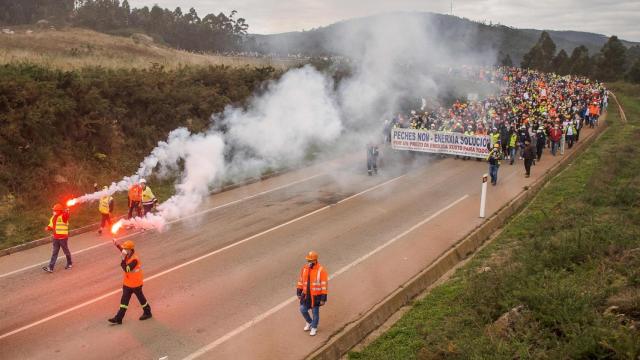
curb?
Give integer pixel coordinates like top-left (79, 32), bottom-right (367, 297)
top-left (308, 120), bottom-right (608, 360)
top-left (0, 169), bottom-right (289, 257)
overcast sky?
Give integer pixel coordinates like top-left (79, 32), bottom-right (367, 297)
top-left (129, 0), bottom-right (640, 42)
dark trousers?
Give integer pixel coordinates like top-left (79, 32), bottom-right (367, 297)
top-left (566, 135), bottom-right (575, 149)
top-left (115, 285), bottom-right (151, 320)
top-left (128, 201), bottom-right (142, 219)
top-left (524, 159), bottom-right (533, 176)
top-left (142, 204), bottom-right (154, 215)
top-left (100, 213), bottom-right (111, 229)
top-left (49, 238), bottom-right (72, 269)
top-left (367, 157), bottom-right (378, 174)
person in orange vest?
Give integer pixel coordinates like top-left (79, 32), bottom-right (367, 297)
top-left (296, 251), bottom-right (328, 336)
top-left (42, 203), bottom-right (72, 273)
top-left (127, 181), bottom-right (143, 220)
top-left (109, 239), bottom-right (152, 324)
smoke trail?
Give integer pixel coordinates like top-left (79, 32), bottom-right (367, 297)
top-left (70, 14), bottom-right (495, 232)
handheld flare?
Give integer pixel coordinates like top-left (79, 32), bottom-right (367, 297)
top-left (111, 220), bottom-right (124, 235)
top-left (66, 199), bottom-right (77, 207)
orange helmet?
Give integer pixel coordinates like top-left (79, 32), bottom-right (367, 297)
top-left (52, 203), bottom-right (64, 212)
top-left (305, 251), bottom-right (318, 262)
top-left (121, 240), bottom-right (135, 250)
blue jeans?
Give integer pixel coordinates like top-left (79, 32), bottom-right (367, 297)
top-left (551, 141), bottom-right (559, 156)
top-left (509, 147), bottom-right (516, 164)
top-left (300, 303), bottom-right (320, 329)
top-left (489, 164), bottom-right (499, 184)
top-left (49, 238), bottom-right (72, 269)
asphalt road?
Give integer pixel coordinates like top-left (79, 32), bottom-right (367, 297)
top-left (0, 127), bottom-right (596, 360)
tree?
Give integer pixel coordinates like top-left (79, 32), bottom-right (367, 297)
top-left (568, 45), bottom-right (593, 77)
top-left (521, 31), bottom-right (556, 72)
top-left (626, 59), bottom-right (640, 84)
top-left (595, 35), bottom-right (627, 81)
top-left (551, 49), bottom-right (569, 75)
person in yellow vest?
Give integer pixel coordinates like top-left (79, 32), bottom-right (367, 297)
top-left (42, 203), bottom-right (72, 273)
top-left (140, 179), bottom-right (157, 215)
top-left (109, 239), bottom-right (152, 324)
top-left (97, 186), bottom-right (114, 235)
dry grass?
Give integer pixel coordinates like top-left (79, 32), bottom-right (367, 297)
top-left (0, 27), bottom-right (298, 70)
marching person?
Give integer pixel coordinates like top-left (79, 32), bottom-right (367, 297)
top-left (296, 251), bottom-right (328, 336)
top-left (109, 239), bottom-right (152, 324)
top-left (523, 139), bottom-right (536, 178)
top-left (366, 143), bottom-right (379, 176)
top-left (98, 186), bottom-right (114, 235)
top-left (486, 143), bottom-right (502, 186)
top-left (140, 179), bottom-right (158, 215)
top-left (42, 204), bottom-right (72, 272)
top-left (535, 129), bottom-right (546, 162)
top-left (127, 181), bottom-right (143, 220)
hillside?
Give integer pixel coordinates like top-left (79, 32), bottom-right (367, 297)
top-left (252, 12), bottom-right (640, 63)
top-left (0, 26), bottom-right (298, 70)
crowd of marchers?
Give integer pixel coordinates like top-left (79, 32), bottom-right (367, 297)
top-left (383, 67), bottom-right (607, 183)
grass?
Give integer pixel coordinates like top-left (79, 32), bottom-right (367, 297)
top-left (0, 27), bottom-right (299, 70)
top-left (349, 82), bottom-right (640, 359)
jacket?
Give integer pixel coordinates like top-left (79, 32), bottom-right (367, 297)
top-left (296, 263), bottom-right (328, 307)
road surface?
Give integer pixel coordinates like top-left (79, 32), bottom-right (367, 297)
top-left (0, 127), bottom-right (597, 359)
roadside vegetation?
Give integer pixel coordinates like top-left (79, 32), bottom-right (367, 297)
top-left (350, 83), bottom-right (640, 359)
top-left (0, 62), bottom-right (282, 248)
top-left (0, 27), bottom-right (296, 70)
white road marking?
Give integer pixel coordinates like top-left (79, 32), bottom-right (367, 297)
top-left (182, 194), bottom-right (470, 359)
top-left (0, 174), bottom-right (323, 279)
top-left (0, 174), bottom-right (406, 341)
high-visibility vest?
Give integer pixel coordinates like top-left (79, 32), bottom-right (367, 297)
top-left (297, 263), bottom-right (328, 307)
top-left (128, 184), bottom-right (142, 202)
top-left (48, 214), bottom-right (69, 238)
top-left (141, 187), bottom-right (156, 206)
top-left (99, 196), bottom-right (112, 214)
top-left (123, 253), bottom-right (143, 288)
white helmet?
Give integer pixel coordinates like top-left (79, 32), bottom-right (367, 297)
top-left (140, 179), bottom-right (147, 184)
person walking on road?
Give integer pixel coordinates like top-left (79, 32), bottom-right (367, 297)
top-left (43, 204), bottom-right (72, 272)
top-left (535, 129), bottom-right (546, 162)
top-left (366, 143), bottom-right (379, 176)
top-left (487, 143), bottom-right (502, 186)
top-left (127, 181), bottom-right (143, 220)
top-left (109, 240), bottom-right (152, 324)
top-left (549, 123), bottom-right (562, 156)
top-left (523, 139), bottom-right (536, 178)
top-left (297, 251), bottom-right (328, 336)
top-left (98, 186), bottom-right (114, 235)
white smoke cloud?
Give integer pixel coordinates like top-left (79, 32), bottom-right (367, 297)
top-left (70, 13), bottom-right (494, 232)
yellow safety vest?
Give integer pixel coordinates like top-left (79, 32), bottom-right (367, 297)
top-left (141, 187), bottom-right (156, 205)
top-left (48, 215), bottom-right (69, 236)
top-left (99, 196), bottom-right (112, 214)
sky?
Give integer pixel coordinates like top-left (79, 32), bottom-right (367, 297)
top-left (129, 0), bottom-right (640, 42)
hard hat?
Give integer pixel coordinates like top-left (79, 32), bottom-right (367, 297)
top-left (140, 179), bottom-right (146, 183)
top-left (305, 251), bottom-right (318, 262)
top-left (52, 203), bottom-right (64, 211)
top-left (121, 240), bottom-right (135, 250)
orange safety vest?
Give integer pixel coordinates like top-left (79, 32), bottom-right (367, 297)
top-left (123, 253), bottom-right (143, 288)
top-left (128, 184), bottom-right (142, 202)
top-left (297, 263), bottom-right (328, 307)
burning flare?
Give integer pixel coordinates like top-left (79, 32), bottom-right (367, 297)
top-left (66, 199), bottom-right (77, 207)
top-left (111, 220), bottom-right (124, 235)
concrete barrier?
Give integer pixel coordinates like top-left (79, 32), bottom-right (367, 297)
top-left (308, 121), bottom-right (608, 360)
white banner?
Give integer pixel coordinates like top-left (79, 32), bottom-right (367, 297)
top-left (391, 128), bottom-right (491, 158)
